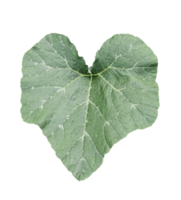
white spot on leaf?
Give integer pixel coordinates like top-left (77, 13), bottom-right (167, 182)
top-left (46, 66), bottom-right (51, 71)
top-left (129, 44), bottom-right (133, 50)
top-left (104, 121), bottom-right (110, 126)
top-left (59, 124), bottom-right (63, 129)
top-left (131, 104), bottom-right (138, 109)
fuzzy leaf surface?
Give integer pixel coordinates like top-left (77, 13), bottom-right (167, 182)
top-left (21, 33), bottom-right (159, 180)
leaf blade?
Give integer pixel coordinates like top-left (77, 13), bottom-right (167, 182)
top-left (21, 33), bottom-right (159, 181)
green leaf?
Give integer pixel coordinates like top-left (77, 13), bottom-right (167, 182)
top-left (21, 33), bottom-right (159, 181)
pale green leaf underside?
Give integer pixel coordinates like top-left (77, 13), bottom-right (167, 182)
top-left (21, 33), bottom-right (159, 181)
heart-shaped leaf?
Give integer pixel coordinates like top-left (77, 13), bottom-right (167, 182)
top-left (21, 33), bottom-right (159, 180)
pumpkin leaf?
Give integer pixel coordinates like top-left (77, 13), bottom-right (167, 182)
top-left (21, 33), bottom-right (159, 181)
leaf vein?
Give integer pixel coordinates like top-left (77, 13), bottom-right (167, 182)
top-left (89, 100), bottom-right (121, 142)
